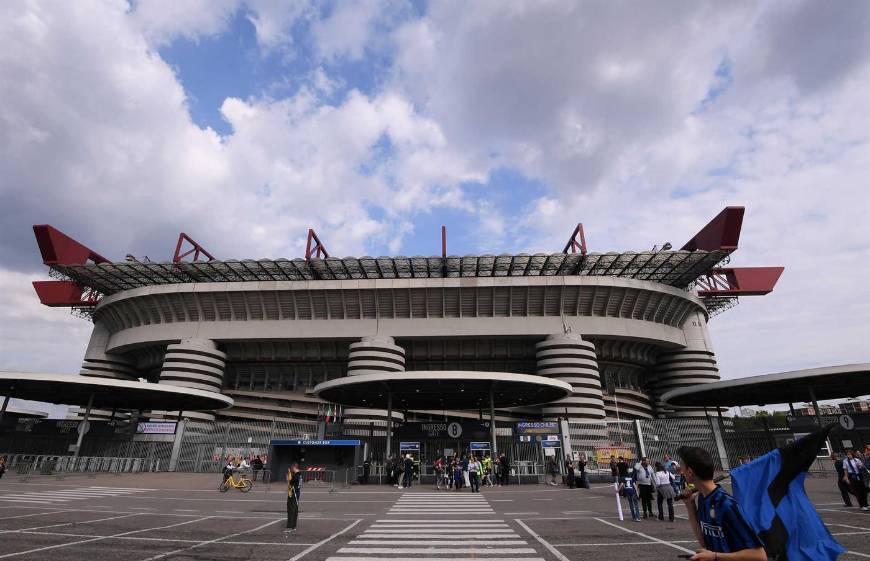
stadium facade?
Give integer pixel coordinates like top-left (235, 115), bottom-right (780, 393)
top-left (31, 207), bottom-right (783, 429)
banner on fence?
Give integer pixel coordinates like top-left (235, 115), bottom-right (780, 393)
top-left (594, 446), bottom-right (634, 465)
top-left (136, 421), bottom-right (177, 435)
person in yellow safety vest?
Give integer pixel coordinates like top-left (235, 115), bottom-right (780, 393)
top-left (481, 454), bottom-right (494, 487)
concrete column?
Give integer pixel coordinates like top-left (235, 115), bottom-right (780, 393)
top-left (633, 419), bottom-right (647, 458)
top-left (489, 389), bottom-right (498, 456)
top-left (386, 391), bottom-right (393, 460)
top-left (153, 338), bottom-right (226, 424)
top-left (73, 393), bottom-right (94, 459)
top-left (652, 311), bottom-right (720, 417)
top-left (169, 420), bottom-right (187, 471)
top-left (536, 333), bottom-right (605, 421)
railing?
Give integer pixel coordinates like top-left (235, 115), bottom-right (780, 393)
top-left (1, 454), bottom-right (159, 481)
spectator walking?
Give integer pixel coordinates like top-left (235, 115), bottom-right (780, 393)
top-left (361, 456), bottom-right (371, 484)
top-left (565, 458), bottom-right (576, 489)
top-left (482, 454), bottom-right (494, 487)
top-left (452, 458), bottom-right (463, 491)
top-left (251, 455), bottom-right (264, 482)
top-left (547, 456), bottom-right (559, 486)
top-left (434, 456), bottom-right (445, 491)
top-left (610, 455), bottom-right (619, 483)
top-left (285, 462), bottom-right (302, 533)
top-left (653, 461), bottom-right (676, 522)
top-left (633, 456), bottom-right (655, 519)
top-left (843, 449), bottom-right (869, 510)
top-left (469, 456), bottom-right (481, 493)
top-left (617, 456), bottom-right (629, 479)
top-left (0, 455), bottom-right (6, 479)
top-left (499, 453), bottom-right (510, 486)
top-left (402, 454), bottom-right (414, 489)
top-left (664, 454), bottom-right (681, 494)
top-left (620, 473), bottom-right (641, 522)
top-left (462, 454), bottom-right (471, 488)
top-left (831, 453), bottom-right (853, 507)
top-left (679, 446), bottom-right (765, 560)
top-left (577, 454), bottom-right (589, 489)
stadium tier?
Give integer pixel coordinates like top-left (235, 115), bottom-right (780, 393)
top-left (31, 207), bottom-right (783, 423)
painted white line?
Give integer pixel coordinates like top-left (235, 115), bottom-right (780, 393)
top-left (514, 519), bottom-right (571, 561)
top-left (0, 509), bottom-right (69, 519)
top-left (350, 540), bottom-right (529, 545)
top-left (173, 509), bottom-right (198, 512)
top-left (830, 523), bottom-right (870, 531)
top-left (0, 499), bottom-right (62, 505)
top-left (844, 551), bottom-right (870, 559)
top-left (129, 507), bottom-right (157, 511)
top-left (505, 512), bottom-right (539, 515)
top-left (491, 499), bottom-right (514, 502)
top-left (374, 519), bottom-right (506, 523)
top-left (0, 516), bottom-right (213, 559)
top-left (1, 512), bottom-right (142, 534)
top-left (325, 558), bottom-right (544, 561)
top-left (593, 517), bottom-right (694, 554)
top-left (557, 540), bottom-right (697, 547)
top-left (368, 523), bottom-right (510, 528)
top-left (140, 517), bottom-right (283, 561)
top-left (360, 534), bottom-right (518, 539)
top-left (818, 508), bottom-right (870, 516)
top-left (362, 529), bottom-right (516, 534)
top-left (339, 547), bottom-right (538, 554)
top-left (533, 499), bottom-right (553, 501)
top-left (832, 531), bottom-right (870, 536)
top-left (285, 519), bottom-right (363, 561)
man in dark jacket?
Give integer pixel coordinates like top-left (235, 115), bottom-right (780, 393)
top-left (286, 463), bottom-right (302, 532)
top-left (402, 454), bottom-right (414, 488)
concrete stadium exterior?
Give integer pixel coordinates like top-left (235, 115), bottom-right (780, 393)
top-left (30, 207), bottom-right (784, 427)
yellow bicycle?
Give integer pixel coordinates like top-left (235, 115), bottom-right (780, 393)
top-left (219, 471), bottom-right (253, 493)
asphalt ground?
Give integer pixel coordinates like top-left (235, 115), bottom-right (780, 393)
top-left (0, 473), bottom-right (867, 560)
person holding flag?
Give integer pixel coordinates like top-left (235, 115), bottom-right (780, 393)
top-left (678, 446), bottom-right (766, 560)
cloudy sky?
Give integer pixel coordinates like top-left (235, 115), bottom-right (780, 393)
top-left (1, 1), bottom-right (869, 410)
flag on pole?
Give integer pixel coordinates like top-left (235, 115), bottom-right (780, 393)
top-left (731, 423), bottom-right (845, 561)
top-left (325, 404), bottom-right (333, 424)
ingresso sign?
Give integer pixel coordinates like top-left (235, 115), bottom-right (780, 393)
top-left (516, 421), bottom-right (559, 435)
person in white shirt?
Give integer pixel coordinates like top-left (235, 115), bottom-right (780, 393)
top-left (468, 457), bottom-right (481, 493)
top-left (843, 450), bottom-right (869, 510)
top-left (653, 461), bottom-right (676, 521)
top-left (633, 457), bottom-right (654, 518)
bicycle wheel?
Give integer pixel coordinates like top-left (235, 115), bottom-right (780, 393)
top-left (219, 480), bottom-right (229, 493)
top-left (239, 479), bottom-right (253, 493)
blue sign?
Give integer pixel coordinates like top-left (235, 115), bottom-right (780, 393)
top-left (541, 440), bottom-right (561, 448)
top-left (399, 442), bottom-right (420, 452)
top-left (469, 442), bottom-right (490, 450)
top-left (270, 439), bottom-right (361, 446)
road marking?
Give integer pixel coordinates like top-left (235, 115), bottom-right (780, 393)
top-left (325, 558), bottom-right (544, 561)
top-left (844, 551), bottom-right (870, 559)
top-left (515, 519), bottom-right (571, 561)
top-left (286, 519), bottom-right (363, 561)
top-left (173, 509), bottom-right (198, 512)
top-left (374, 519), bottom-right (504, 523)
top-left (0, 512), bottom-right (142, 534)
top-left (0, 516), bottom-right (213, 559)
top-left (338, 548), bottom-right (538, 554)
top-left (830, 523), bottom-right (870, 531)
top-left (140, 517), bottom-right (284, 561)
top-left (557, 540), bottom-right (697, 546)
top-left (350, 540), bottom-right (529, 545)
top-left (593, 517), bottom-right (694, 554)
top-left (0, 510), bottom-right (69, 519)
top-left (505, 512), bottom-right (539, 515)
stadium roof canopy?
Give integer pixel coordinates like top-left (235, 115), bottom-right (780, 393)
top-left (662, 364), bottom-right (870, 408)
top-left (313, 370), bottom-right (573, 410)
top-left (49, 250), bottom-right (729, 295)
top-left (0, 372), bottom-right (233, 411)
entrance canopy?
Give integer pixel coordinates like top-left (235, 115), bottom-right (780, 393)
top-left (0, 372), bottom-right (233, 411)
top-left (313, 371), bottom-right (572, 410)
top-left (662, 363), bottom-right (870, 408)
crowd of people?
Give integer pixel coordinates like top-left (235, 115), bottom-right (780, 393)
top-left (605, 452), bottom-right (686, 522)
top-left (383, 452), bottom-right (512, 490)
top-left (831, 445), bottom-right (870, 510)
top-left (221, 454), bottom-right (266, 482)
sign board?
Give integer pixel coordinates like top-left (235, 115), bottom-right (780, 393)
top-left (270, 439), bottom-right (361, 446)
top-left (541, 440), bottom-right (561, 448)
top-left (543, 434), bottom-right (559, 441)
top-left (399, 442), bottom-right (421, 452)
top-left (469, 442), bottom-right (490, 451)
top-left (518, 435), bottom-right (534, 443)
top-left (840, 415), bottom-right (855, 430)
top-left (544, 447), bottom-right (557, 456)
top-left (594, 446), bottom-right (634, 466)
top-left (516, 421), bottom-right (559, 435)
top-left (395, 421), bottom-right (490, 440)
top-left (136, 421), bottom-right (177, 435)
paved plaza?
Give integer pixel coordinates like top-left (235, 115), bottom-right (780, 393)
top-left (0, 473), bottom-right (867, 560)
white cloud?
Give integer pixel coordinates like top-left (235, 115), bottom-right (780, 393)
top-left (131, 0), bottom-right (241, 45)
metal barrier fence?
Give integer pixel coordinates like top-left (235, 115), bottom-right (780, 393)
top-left (2, 453), bottom-right (159, 481)
top-left (1, 414), bottom-right (848, 479)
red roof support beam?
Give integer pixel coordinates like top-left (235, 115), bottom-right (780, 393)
top-left (305, 229), bottom-right (329, 260)
top-left (562, 223), bottom-right (587, 255)
top-left (32, 225), bottom-right (109, 265)
top-left (681, 206), bottom-right (744, 253)
top-left (172, 233), bottom-right (215, 263)
top-left (695, 267), bottom-right (784, 297)
top-left (32, 280), bottom-right (99, 307)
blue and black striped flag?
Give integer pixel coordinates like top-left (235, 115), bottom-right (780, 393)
top-left (731, 423), bottom-right (845, 561)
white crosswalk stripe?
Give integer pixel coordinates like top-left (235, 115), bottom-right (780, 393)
top-left (327, 493), bottom-right (543, 561)
top-left (0, 486), bottom-right (149, 505)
